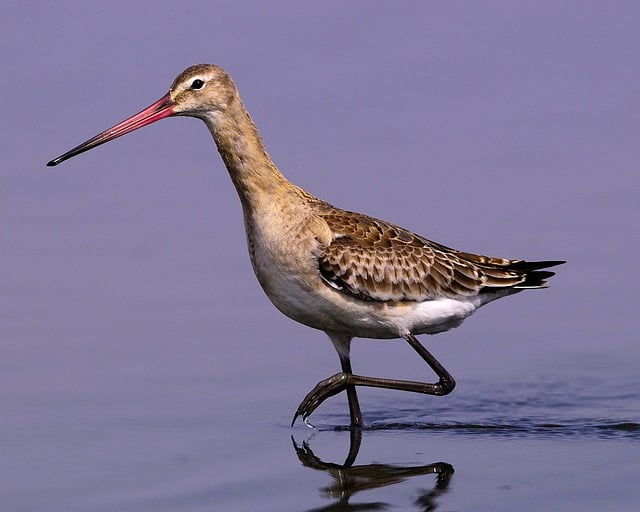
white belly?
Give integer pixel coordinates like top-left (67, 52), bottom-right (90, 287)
top-left (255, 256), bottom-right (481, 339)
top-left (244, 206), bottom-right (484, 340)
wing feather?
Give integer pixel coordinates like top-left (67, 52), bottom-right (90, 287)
top-left (316, 209), bottom-right (562, 302)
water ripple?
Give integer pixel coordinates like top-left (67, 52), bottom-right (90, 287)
top-left (313, 375), bottom-right (640, 440)
top-left (338, 419), bottom-right (640, 440)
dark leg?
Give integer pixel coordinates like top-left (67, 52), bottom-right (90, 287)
top-left (339, 353), bottom-right (364, 428)
top-left (402, 333), bottom-right (456, 396)
top-left (291, 333), bottom-right (455, 426)
top-left (291, 333), bottom-right (364, 428)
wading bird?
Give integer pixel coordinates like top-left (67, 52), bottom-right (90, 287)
top-left (48, 64), bottom-right (564, 427)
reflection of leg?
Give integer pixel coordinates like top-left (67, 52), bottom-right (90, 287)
top-left (292, 432), bottom-right (455, 507)
top-left (344, 427), bottom-right (362, 467)
top-left (415, 462), bottom-right (455, 510)
top-left (292, 333), bottom-right (455, 426)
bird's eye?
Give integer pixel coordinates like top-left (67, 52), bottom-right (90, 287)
top-left (191, 79), bottom-right (205, 90)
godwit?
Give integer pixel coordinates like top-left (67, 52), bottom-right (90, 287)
top-left (48, 64), bottom-right (564, 428)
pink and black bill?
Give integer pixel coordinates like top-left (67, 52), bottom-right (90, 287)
top-left (47, 94), bottom-right (175, 167)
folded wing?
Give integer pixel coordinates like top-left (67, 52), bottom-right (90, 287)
top-left (317, 210), bottom-right (563, 302)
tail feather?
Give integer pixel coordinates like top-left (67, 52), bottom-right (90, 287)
top-left (480, 259), bottom-right (565, 291)
top-left (507, 260), bottom-right (566, 272)
top-left (515, 269), bottom-right (557, 289)
top-left (508, 260), bottom-right (565, 289)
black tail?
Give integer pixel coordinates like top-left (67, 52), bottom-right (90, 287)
top-left (508, 260), bottom-right (566, 288)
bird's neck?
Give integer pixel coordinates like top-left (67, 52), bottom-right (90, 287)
top-left (201, 97), bottom-right (302, 212)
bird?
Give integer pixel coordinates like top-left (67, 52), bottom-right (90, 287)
top-left (47, 64), bottom-right (564, 428)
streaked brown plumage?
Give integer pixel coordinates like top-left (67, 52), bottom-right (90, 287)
top-left (47, 64), bottom-right (564, 427)
top-left (316, 207), bottom-right (557, 302)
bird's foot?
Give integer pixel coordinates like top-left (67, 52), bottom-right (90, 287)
top-left (291, 372), bottom-right (350, 427)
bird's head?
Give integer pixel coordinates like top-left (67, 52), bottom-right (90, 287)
top-left (47, 64), bottom-right (237, 167)
top-left (169, 64), bottom-right (238, 118)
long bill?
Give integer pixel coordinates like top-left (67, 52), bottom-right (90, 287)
top-left (47, 93), bottom-right (175, 167)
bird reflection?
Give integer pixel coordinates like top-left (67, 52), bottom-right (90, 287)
top-left (292, 429), bottom-right (453, 511)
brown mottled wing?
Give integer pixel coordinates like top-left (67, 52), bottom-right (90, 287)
top-left (317, 210), bottom-right (545, 302)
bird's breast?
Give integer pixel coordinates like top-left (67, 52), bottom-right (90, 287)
top-left (240, 201), bottom-right (481, 339)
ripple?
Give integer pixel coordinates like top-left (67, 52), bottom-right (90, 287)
top-left (335, 419), bottom-right (640, 439)
top-left (312, 376), bottom-right (640, 440)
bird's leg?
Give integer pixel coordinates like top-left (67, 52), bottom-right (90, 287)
top-left (339, 352), bottom-right (364, 428)
top-left (291, 334), bottom-right (364, 428)
top-left (401, 333), bottom-right (456, 396)
top-left (291, 333), bottom-right (455, 426)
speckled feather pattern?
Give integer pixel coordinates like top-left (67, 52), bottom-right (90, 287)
top-left (315, 204), bottom-right (556, 302)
